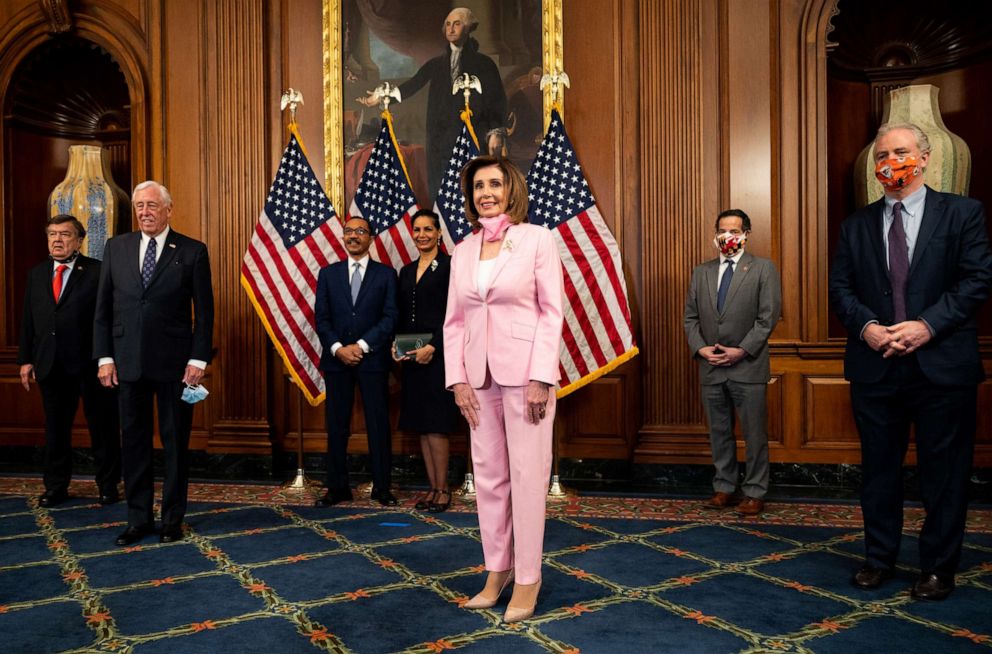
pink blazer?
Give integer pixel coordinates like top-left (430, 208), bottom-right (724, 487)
top-left (444, 223), bottom-right (564, 389)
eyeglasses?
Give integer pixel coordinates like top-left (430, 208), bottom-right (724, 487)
top-left (343, 227), bottom-right (370, 236)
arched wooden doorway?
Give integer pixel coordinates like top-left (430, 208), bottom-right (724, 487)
top-left (2, 36), bottom-right (131, 343)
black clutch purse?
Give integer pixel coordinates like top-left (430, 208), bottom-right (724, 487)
top-left (394, 332), bottom-right (433, 358)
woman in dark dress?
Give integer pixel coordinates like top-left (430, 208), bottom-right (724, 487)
top-left (394, 209), bottom-right (460, 512)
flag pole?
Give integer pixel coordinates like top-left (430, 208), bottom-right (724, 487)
top-left (276, 89), bottom-right (320, 495)
top-left (450, 72), bottom-right (484, 500)
top-left (540, 70), bottom-right (575, 499)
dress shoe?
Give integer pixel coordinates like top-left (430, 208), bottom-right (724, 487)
top-left (911, 573), bottom-right (954, 601)
top-left (464, 570), bottom-right (514, 609)
top-left (98, 491), bottom-right (121, 506)
top-left (429, 489), bottom-right (452, 513)
top-left (736, 497), bottom-right (765, 516)
top-left (315, 488), bottom-right (353, 507)
top-left (415, 489), bottom-right (438, 511)
top-left (371, 487), bottom-right (398, 506)
top-left (851, 564), bottom-right (893, 589)
top-left (160, 525), bottom-right (184, 543)
top-left (38, 490), bottom-right (69, 508)
top-left (115, 525), bottom-right (153, 547)
top-left (702, 492), bottom-right (737, 510)
top-left (504, 580), bottom-right (541, 623)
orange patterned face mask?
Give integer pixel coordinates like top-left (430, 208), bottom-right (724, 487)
top-left (875, 156), bottom-right (922, 191)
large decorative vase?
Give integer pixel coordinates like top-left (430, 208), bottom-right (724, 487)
top-left (48, 145), bottom-right (129, 260)
top-left (854, 84), bottom-right (971, 207)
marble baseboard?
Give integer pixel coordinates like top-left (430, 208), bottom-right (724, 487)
top-left (1, 446), bottom-right (989, 503)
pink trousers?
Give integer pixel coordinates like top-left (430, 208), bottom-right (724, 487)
top-left (471, 377), bottom-right (555, 585)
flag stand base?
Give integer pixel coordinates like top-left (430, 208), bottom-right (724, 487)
top-left (282, 379), bottom-right (320, 497)
top-left (456, 472), bottom-right (477, 498)
top-left (547, 474), bottom-right (575, 499)
top-left (282, 468), bottom-right (320, 492)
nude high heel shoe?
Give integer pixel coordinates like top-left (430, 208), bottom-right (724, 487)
top-left (463, 570), bottom-right (514, 609)
top-left (503, 580), bottom-right (541, 623)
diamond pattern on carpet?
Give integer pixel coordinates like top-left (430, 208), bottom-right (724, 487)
top-left (0, 476), bottom-right (990, 653)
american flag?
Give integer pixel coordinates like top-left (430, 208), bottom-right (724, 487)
top-left (241, 130), bottom-right (346, 405)
top-left (435, 118), bottom-right (481, 250)
top-left (527, 109), bottom-right (639, 397)
top-left (347, 114), bottom-right (420, 270)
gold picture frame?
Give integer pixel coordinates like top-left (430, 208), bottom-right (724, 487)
top-left (322, 0), bottom-right (563, 213)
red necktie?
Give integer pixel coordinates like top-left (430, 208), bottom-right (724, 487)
top-left (52, 264), bottom-right (68, 302)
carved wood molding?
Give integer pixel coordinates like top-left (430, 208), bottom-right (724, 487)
top-left (37, 0), bottom-right (72, 34)
top-left (638, 0), bottom-right (711, 433)
top-left (6, 37), bottom-right (130, 138)
top-left (203, 0), bottom-right (272, 447)
top-left (827, 1), bottom-right (992, 80)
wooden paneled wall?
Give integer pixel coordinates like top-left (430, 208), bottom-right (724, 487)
top-left (0, 0), bottom-right (989, 466)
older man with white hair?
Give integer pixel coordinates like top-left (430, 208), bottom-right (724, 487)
top-left (94, 180), bottom-right (214, 547)
top-left (830, 122), bottom-right (992, 600)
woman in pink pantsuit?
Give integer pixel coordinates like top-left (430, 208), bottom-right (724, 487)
top-left (444, 155), bottom-right (564, 623)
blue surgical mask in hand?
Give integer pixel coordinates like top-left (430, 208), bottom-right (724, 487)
top-left (181, 384), bottom-right (210, 404)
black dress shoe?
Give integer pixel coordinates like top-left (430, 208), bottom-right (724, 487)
top-left (371, 488), bottom-right (398, 506)
top-left (315, 488), bottom-right (353, 507)
top-left (115, 525), bottom-right (153, 546)
top-left (38, 490), bottom-right (69, 508)
top-left (98, 491), bottom-right (121, 506)
top-left (852, 564), bottom-right (893, 589)
top-left (911, 573), bottom-right (954, 601)
top-left (428, 489), bottom-right (451, 513)
top-left (415, 489), bottom-right (438, 511)
top-left (160, 525), bottom-right (184, 543)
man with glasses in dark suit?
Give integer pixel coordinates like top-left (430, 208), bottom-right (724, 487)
top-left (314, 217), bottom-right (398, 507)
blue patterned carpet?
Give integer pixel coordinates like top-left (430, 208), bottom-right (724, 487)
top-left (1, 477), bottom-right (990, 653)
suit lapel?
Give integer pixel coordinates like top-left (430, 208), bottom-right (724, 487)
top-left (145, 231), bottom-right (180, 289)
top-left (908, 186), bottom-right (941, 279)
top-left (465, 232), bottom-right (484, 301)
top-left (58, 259), bottom-right (87, 305)
top-left (721, 251), bottom-right (753, 314)
top-left (866, 199), bottom-right (888, 282)
top-left (705, 258), bottom-right (719, 314)
top-left (485, 224), bottom-right (527, 297)
top-left (129, 232), bottom-right (144, 289)
top-left (354, 261), bottom-right (374, 307)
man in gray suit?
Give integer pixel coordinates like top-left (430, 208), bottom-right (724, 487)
top-left (684, 209), bottom-right (781, 516)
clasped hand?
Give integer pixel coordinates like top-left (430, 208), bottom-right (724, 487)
top-left (864, 321), bottom-right (931, 358)
top-left (335, 343), bottom-right (364, 366)
top-left (698, 344), bottom-right (746, 367)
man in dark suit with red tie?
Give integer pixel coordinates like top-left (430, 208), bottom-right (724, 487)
top-left (314, 216), bottom-right (398, 507)
top-left (829, 123), bottom-right (992, 600)
top-left (18, 215), bottom-right (121, 507)
top-left (94, 181), bottom-right (214, 546)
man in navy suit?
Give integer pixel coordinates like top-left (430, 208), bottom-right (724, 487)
top-left (314, 216), bottom-right (399, 506)
top-left (18, 215), bottom-right (121, 507)
top-left (830, 123), bottom-right (992, 600)
top-left (94, 181), bottom-right (214, 546)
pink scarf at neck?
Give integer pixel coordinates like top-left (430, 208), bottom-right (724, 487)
top-left (478, 213), bottom-right (511, 242)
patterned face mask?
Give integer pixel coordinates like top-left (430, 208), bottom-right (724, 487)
top-left (875, 155), bottom-right (922, 191)
top-left (713, 232), bottom-right (746, 256)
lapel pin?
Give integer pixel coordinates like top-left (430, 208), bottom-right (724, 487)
top-left (168, 243), bottom-right (176, 249)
